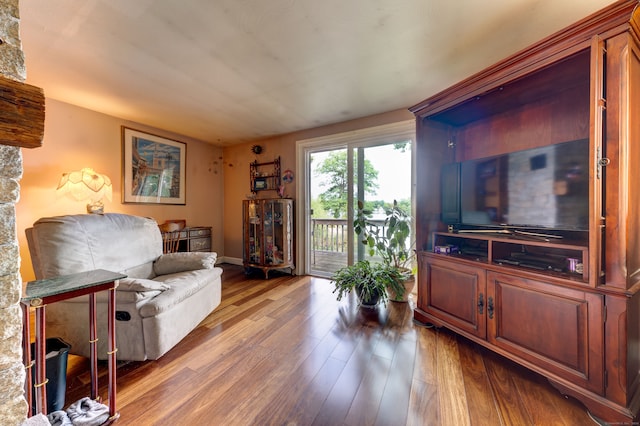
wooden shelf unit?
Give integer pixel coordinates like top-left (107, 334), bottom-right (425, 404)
top-left (250, 156), bottom-right (281, 193)
top-left (432, 231), bottom-right (589, 283)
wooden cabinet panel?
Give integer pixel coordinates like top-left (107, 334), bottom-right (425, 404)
top-left (487, 271), bottom-right (603, 393)
top-left (411, 2), bottom-right (640, 421)
top-left (420, 254), bottom-right (486, 338)
top-left (187, 227), bottom-right (211, 252)
top-left (189, 237), bottom-right (211, 252)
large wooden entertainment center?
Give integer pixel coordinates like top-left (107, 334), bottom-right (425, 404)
top-left (410, 0), bottom-right (640, 422)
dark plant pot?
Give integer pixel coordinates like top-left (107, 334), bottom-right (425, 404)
top-left (356, 285), bottom-right (382, 307)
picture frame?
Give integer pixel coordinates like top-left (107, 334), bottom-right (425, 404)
top-left (122, 127), bottom-right (186, 205)
top-left (254, 177), bottom-right (267, 190)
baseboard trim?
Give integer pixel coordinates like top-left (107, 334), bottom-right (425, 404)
top-left (218, 256), bottom-right (243, 266)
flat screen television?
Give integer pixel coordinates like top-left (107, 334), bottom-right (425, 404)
top-left (443, 138), bottom-right (590, 232)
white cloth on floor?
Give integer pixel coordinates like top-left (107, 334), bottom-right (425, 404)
top-left (47, 410), bottom-right (72, 426)
top-left (66, 397), bottom-right (109, 426)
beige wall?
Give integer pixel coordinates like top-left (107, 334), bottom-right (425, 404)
top-left (222, 108), bottom-right (414, 262)
top-left (18, 98), bottom-right (413, 280)
top-left (19, 98), bottom-right (224, 282)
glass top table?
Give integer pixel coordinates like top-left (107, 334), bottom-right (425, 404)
top-left (22, 269), bottom-right (125, 421)
top-left (23, 269), bottom-right (126, 304)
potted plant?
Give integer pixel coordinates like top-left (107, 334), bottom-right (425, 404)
top-left (332, 260), bottom-right (404, 307)
top-left (353, 199), bottom-right (416, 302)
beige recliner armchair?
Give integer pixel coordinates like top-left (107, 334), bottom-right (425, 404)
top-left (26, 213), bottom-right (222, 361)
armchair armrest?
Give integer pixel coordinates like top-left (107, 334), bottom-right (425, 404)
top-left (153, 252), bottom-right (217, 276)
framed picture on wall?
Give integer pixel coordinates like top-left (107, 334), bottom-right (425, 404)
top-left (122, 127), bottom-right (186, 205)
top-left (254, 178), bottom-right (267, 190)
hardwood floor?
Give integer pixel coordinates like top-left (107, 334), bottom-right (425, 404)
top-left (64, 264), bottom-right (594, 425)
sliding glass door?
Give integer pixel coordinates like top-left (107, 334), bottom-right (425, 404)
top-left (306, 141), bottom-right (412, 277)
top-left (308, 148), bottom-right (349, 274)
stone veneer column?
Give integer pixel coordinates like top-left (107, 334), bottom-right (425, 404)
top-left (0, 0), bottom-right (31, 425)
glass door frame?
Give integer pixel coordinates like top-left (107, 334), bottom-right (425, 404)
top-left (295, 120), bottom-right (416, 278)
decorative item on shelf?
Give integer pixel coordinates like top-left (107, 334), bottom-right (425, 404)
top-left (254, 178), bottom-right (267, 190)
top-left (56, 168), bottom-right (112, 214)
top-left (282, 169), bottom-right (294, 184)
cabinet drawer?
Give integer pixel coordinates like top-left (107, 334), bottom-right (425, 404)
top-left (189, 237), bottom-right (211, 252)
top-left (189, 228), bottom-right (211, 238)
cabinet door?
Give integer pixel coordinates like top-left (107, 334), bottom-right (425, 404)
top-left (280, 199), bottom-right (294, 266)
top-left (487, 271), bottom-right (604, 393)
top-left (243, 200), bottom-right (262, 264)
top-left (263, 200), bottom-right (282, 265)
top-left (419, 254), bottom-right (486, 338)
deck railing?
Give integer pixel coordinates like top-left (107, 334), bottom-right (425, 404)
top-left (311, 218), bottom-right (387, 264)
top-left (311, 219), bottom-right (349, 254)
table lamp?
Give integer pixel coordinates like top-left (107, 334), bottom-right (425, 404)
top-left (56, 168), bottom-right (112, 214)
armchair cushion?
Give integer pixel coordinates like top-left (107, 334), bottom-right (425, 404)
top-left (118, 278), bottom-right (170, 292)
top-left (153, 252), bottom-right (217, 275)
top-left (141, 268), bottom-right (222, 317)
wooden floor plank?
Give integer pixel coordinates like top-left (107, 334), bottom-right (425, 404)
top-left (436, 330), bottom-right (472, 426)
top-left (413, 324), bottom-right (438, 385)
top-left (287, 356), bottom-right (348, 424)
top-left (510, 359), bottom-right (589, 426)
top-left (375, 333), bottom-right (417, 426)
top-left (483, 349), bottom-right (534, 425)
top-left (253, 326), bottom-right (344, 424)
top-left (407, 379), bottom-right (439, 426)
top-left (60, 264), bottom-right (594, 425)
top-left (313, 328), bottom-right (384, 425)
top-left (344, 353), bottom-right (393, 426)
top-left (456, 337), bottom-right (503, 426)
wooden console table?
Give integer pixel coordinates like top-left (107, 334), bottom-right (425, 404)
top-left (21, 269), bottom-right (126, 420)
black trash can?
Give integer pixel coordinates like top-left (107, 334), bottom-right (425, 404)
top-left (30, 337), bottom-right (71, 414)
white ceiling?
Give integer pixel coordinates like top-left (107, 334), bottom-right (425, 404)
top-left (19, 0), bottom-right (615, 146)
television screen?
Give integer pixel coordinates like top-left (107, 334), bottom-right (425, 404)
top-left (455, 139), bottom-right (589, 231)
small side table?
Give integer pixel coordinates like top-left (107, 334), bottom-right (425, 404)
top-left (21, 269), bottom-right (126, 421)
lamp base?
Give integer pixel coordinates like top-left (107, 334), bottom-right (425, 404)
top-left (86, 201), bottom-right (104, 214)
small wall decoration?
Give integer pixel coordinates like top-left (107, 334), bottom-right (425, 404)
top-left (254, 178), bottom-right (267, 190)
top-left (122, 127), bottom-right (186, 205)
top-left (282, 169), bottom-right (294, 184)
